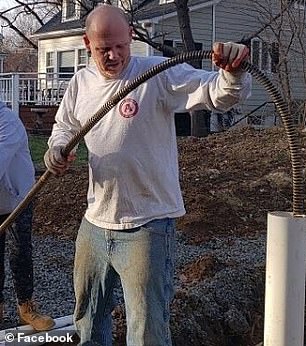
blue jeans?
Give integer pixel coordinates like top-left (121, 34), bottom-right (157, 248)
top-left (0, 204), bottom-right (33, 304)
top-left (74, 217), bottom-right (176, 346)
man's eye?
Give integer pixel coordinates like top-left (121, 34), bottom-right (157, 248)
top-left (97, 48), bottom-right (108, 54)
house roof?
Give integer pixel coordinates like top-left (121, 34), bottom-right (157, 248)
top-left (134, 0), bottom-right (208, 21)
top-left (33, 12), bottom-right (85, 36)
top-left (33, 0), bottom-right (219, 37)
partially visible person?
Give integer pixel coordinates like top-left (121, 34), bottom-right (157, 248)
top-left (0, 101), bottom-right (55, 331)
top-left (44, 4), bottom-right (251, 345)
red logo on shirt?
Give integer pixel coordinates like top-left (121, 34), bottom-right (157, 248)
top-left (119, 98), bottom-right (139, 118)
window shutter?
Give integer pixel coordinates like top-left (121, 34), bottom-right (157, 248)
top-left (195, 42), bottom-right (202, 51)
top-left (163, 40), bottom-right (173, 57)
top-left (59, 51), bottom-right (75, 68)
top-left (164, 40), bottom-right (173, 47)
top-left (174, 41), bottom-right (184, 51)
top-left (251, 40), bottom-right (260, 68)
top-left (58, 50), bottom-right (75, 78)
top-left (262, 42), bottom-right (269, 71)
top-left (270, 42), bottom-right (280, 73)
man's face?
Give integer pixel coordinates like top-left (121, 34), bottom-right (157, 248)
top-left (84, 26), bottom-right (132, 79)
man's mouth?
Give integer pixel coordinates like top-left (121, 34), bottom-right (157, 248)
top-left (106, 62), bottom-right (120, 69)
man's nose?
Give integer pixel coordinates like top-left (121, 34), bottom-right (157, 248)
top-left (108, 48), bottom-right (119, 59)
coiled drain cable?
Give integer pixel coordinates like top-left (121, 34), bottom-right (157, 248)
top-left (0, 50), bottom-right (304, 234)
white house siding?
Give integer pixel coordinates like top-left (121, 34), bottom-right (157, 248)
top-left (37, 35), bottom-right (84, 74)
top-left (38, 34), bottom-right (148, 71)
top-left (131, 40), bottom-right (148, 56)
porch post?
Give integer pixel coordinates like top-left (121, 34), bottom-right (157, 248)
top-left (11, 73), bottom-right (19, 116)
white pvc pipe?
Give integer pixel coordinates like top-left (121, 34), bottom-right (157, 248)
top-left (264, 211), bottom-right (306, 346)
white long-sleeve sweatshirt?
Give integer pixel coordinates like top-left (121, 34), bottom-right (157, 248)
top-left (0, 101), bottom-right (35, 215)
top-left (48, 56), bottom-right (251, 229)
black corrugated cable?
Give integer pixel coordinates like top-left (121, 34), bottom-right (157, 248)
top-left (0, 50), bottom-right (304, 234)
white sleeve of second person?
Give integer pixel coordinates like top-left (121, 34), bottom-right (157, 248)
top-left (164, 63), bottom-right (252, 113)
top-left (0, 117), bottom-right (23, 180)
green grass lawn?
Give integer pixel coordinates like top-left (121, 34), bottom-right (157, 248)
top-left (28, 135), bottom-right (88, 166)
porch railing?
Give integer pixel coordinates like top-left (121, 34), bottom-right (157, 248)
top-left (0, 72), bottom-right (72, 116)
top-left (0, 72), bottom-right (290, 129)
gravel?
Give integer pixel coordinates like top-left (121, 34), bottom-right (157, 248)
top-left (176, 232), bottom-right (266, 268)
top-left (2, 235), bottom-right (75, 329)
top-left (1, 229), bottom-right (266, 345)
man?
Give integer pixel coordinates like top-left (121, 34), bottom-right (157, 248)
top-left (0, 101), bottom-right (55, 331)
top-left (44, 4), bottom-right (251, 345)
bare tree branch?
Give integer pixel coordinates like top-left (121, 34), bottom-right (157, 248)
top-left (0, 13), bottom-right (38, 49)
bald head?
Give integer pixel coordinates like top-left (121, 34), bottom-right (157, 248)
top-left (83, 4), bottom-right (132, 79)
top-left (85, 4), bottom-right (130, 37)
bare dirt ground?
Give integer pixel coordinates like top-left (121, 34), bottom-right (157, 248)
top-left (32, 126), bottom-right (304, 346)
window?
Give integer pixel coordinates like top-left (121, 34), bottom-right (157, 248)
top-left (62, 0), bottom-right (80, 21)
top-left (58, 50), bottom-right (75, 79)
top-left (66, 0), bottom-right (76, 18)
top-left (251, 39), bottom-right (279, 73)
top-left (46, 49), bottom-right (89, 79)
top-left (46, 52), bottom-right (54, 75)
top-left (77, 49), bottom-right (87, 71)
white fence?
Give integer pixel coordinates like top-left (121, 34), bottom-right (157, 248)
top-left (0, 72), bottom-right (71, 116)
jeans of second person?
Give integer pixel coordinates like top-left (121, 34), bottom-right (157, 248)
top-left (74, 217), bottom-right (176, 346)
top-left (0, 204), bottom-right (34, 304)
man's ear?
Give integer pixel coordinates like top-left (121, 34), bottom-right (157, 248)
top-left (83, 34), bottom-right (91, 52)
top-left (129, 26), bottom-right (133, 42)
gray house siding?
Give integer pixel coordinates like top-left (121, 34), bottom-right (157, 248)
top-left (214, 0), bottom-right (306, 123)
top-left (215, 0), bottom-right (268, 118)
top-left (152, 5), bottom-right (214, 70)
top-left (150, 1), bottom-right (290, 124)
top-left (152, 1), bottom-right (271, 122)
top-left (282, 30), bottom-right (306, 103)
top-left (188, 7), bottom-right (215, 70)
